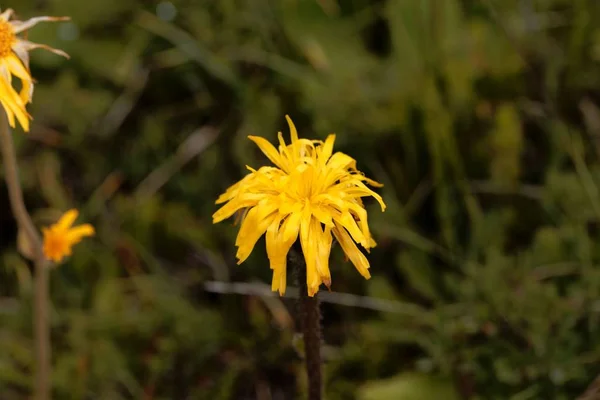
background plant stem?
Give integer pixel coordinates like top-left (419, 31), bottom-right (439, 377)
top-left (577, 374), bottom-right (600, 400)
top-left (291, 248), bottom-right (323, 400)
top-left (0, 111), bottom-right (51, 400)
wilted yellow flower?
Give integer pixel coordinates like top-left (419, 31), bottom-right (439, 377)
top-left (0, 8), bottom-right (69, 132)
top-left (213, 116), bottom-right (386, 296)
top-left (42, 209), bottom-right (95, 263)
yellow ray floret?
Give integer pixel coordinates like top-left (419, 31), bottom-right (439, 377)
top-left (0, 8), bottom-right (69, 132)
top-left (213, 115), bottom-right (386, 296)
top-left (42, 209), bottom-right (95, 263)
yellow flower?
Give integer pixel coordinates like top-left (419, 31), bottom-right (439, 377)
top-left (42, 209), bottom-right (95, 263)
top-left (0, 8), bottom-right (69, 132)
top-left (213, 116), bottom-right (386, 296)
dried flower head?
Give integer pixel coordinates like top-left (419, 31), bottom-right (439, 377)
top-left (42, 209), bottom-right (94, 263)
top-left (213, 116), bottom-right (386, 296)
top-left (0, 8), bottom-right (69, 131)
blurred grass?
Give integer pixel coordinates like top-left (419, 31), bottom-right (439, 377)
top-left (2, 0), bottom-right (600, 398)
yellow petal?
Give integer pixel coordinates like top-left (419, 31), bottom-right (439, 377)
top-left (362, 175), bottom-right (384, 188)
top-left (0, 9), bottom-right (14, 22)
top-left (0, 98), bottom-right (15, 128)
top-left (7, 98), bottom-right (29, 131)
top-left (0, 79), bottom-right (30, 131)
top-left (311, 204), bottom-right (334, 227)
top-left (266, 214), bottom-right (288, 295)
top-left (277, 131), bottom-right (293, 162)
top-left (332, 178), bottom-right (386, 211)
top-left (5, 54), bottom-right (31, 83)
top-left (300, 204), bottom-right (321, 295)
top-left (236, 202), bottom-right (273, 246)
top-left (313, 218), bottom-right (332, 287)
top-left (319, 134), bottom-right (336, 166)
top-left (212, 193), bottom-right (266, 223)
top-left (326, 152), bottom-right (356, 171)
top-left (215, 174), bottom-right (254, 204)
top-left (66, 224), bottom-right (95, 243)
top-left (313, 193), bottom-right (348, 214)
top-left (56, 209), bottom-right (79, 230)
top-left (307, 274), bottom-right (322, 297)
top-left (346, 202), bottom-right (376, 249)
top-left (266, 214), bottom-right (285, 267)
top-left (285, 115), bottom-right (299, 145)
top-left (19, 78), bottom-right (33, 105)
top-left (271, 265), bottom-right (287, 295)
top-left (4, 53), bottom-right (36, 105)
top-left (278, 266), bottom-right (287, 295)
top-left (333, 224), bottom-right (371, 279)
top-left (334, 211), bottom-right (367, 248)
top-left (266, 212), bottom-right (302, 296)
top-left (235, 205), bottom-right (278, 264)
top-left (281, 210), bottom-right (302, 243)
top-left (248, 135), bottom-right (288, 171)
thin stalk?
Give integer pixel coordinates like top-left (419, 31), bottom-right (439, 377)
top-left (578, 374), bottom-right (600, 400)
top-left (0, 110), bottom-right (51, 400)
top-left (290, 248), bottom-right (323, 400)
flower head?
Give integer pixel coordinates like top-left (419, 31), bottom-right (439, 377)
top-left (42, 209), bottom-right (95, 263)
top-left (0, 8), bottom-right (69, 132)
top-left (213, 116), bottom-right (386, 296)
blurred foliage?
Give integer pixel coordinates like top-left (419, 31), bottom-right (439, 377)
top-left (357, 373), bottom-right (461, 400)
top-left (2, 0), bottom-right (600, 399)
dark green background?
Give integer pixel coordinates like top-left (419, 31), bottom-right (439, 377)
top-left (1, 1), bottom-right (600, 399)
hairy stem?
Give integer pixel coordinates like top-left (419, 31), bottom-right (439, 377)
top-left (0, 111), bottom-right (51, 400)
top-left (290, 249), bottom-right (323, 400)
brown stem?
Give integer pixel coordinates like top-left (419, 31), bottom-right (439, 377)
top-left (0, 111), bottom-right (51, 400)
top-left (578, 374), bottom-right (600, 400)
top-left (290, 248), bottom-right (323, 400)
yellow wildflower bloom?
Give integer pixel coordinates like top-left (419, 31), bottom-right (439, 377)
top-left (42, 209), bottom-right (95, 263)
top-left (213, 116), bottom-right (386, 296)
top-left (0, 8), bottom-right (69, 132)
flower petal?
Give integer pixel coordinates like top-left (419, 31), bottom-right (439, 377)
top-left (213, 192), bottom-right (268, 223)
top-left (333, 223), bottom-right (371, 279)
top-left (248, 135), bottom-right (288, 171)
top-left (4, 54), bottom-right (34, 104)
top-left (285, 115), bottom-right (299, 145)
top-left (330, 178), bottom-right (386, 212)
top-left (311, 204), bottom-right (334, 227)
top-left (318, 134), bottom-right (336, 166)
top-left (10, 15), bottom-right (70, 34)
top-left (313, 218), bottom-right (332, 287)
top-left (235, 204), bottom-right (278, 264)
top-left (266, 214), bottom-right (285, 269)
top-left (56, 209), bottom-right (79, 230)
top-left (66, 224), bottom-right (95, 243)
top-left (0, 77), bottom-right (30, 131)
top-left (0, 9), bottom-right (14, 22)
top-left (300, 203), bottom-right (322, 296)
top-left (13, 40), bottom-right (69, 60)
top-left (266, 214), bottom-right (291, 295)
top-left (334, 211), bottom-right (367, 248)
top-left (271, 265), bottom-right (287, 296)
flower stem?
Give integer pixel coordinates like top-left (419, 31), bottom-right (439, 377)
top-left (578, 374), bottom-right (600, 400)
top-left (0, 112), bottom-right (51, 400)
top-left (290, 248), bottom-right (323, 400)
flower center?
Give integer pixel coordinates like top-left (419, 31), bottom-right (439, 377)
top-left (289, 164), bottom-right (320, 201)
top-left (43, 231), bottom-right (69, 259)
top-left (0, 20), bottom-right (15, 58)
